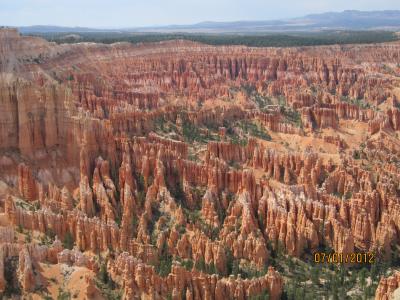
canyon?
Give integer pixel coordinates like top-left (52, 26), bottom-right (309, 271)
top-left (0, 28), bottom-right (400, 299)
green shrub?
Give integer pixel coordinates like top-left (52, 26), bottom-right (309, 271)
top-left (280, 106), bottom-right (302, 128)
top-left (155, 243), bottom-right (172, 277)
top-left (182, 121), bottom-right (200, 143)
top-left (249, 289), bottom-right (270, 300)
top-left (353, 150), bottom-right (361, 159)
top-left (96, 261), bottom-right (121, 300)
top-left (57, 288), bottom-right (71, 300)
top-left (181, 259), bottom-right (194, 271)
top-left (3, 257), bottom-right (21, 296)
top-left (62, 231), bottom-right (74, 250)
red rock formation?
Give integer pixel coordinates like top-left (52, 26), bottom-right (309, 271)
top-left (323, 135), bottom-right (347, 149)
top-left (0, 247), bottom-right (5, 292)
top-left (17, 247), bottom-right (36, 292)
top-left (2, 29), bottom-right (400, 299)
top-left (252, 111), bottom-right (303, 135)
top-left (109, 253), bottom-right (283, 300)
top-left (18, 163), bottom-right (38, 201)
top-left (301, 106), bottom-right (338, 129)
top-left (375, 272), bottom-right (400, 300)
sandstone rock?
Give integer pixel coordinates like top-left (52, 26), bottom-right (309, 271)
top-left (2, 29), bottom-right (400, 299)
top-left (18, 163), bottom-right (38, 201)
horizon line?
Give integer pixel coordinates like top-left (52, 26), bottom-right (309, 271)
top-left (2, 9), bottom-right (400, 30)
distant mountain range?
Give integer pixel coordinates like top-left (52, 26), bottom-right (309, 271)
top-left (13, 10), bottom-right (400, 34)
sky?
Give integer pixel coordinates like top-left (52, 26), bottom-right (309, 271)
top-left (1, 0), bottom-right (400, 28)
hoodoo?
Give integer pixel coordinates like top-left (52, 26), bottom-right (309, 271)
top-left (0, 28), bottom-right (399, 299)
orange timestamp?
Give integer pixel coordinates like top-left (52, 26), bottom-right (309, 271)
top-left (313, 252), bottom-right (375, 264)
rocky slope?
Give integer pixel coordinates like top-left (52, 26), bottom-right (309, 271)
top-left (0, 28), bottom-right (400, 299)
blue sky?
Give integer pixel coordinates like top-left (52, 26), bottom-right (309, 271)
top-left (1, 0), bottom-right (400, 27)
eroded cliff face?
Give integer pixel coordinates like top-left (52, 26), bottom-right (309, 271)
top-left (375, 272), bottom-right (400, 300)
top-left (0, 29), bottom-right (400, 299)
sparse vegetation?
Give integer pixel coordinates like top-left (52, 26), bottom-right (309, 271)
top-left (57, 288), bottom-right (71, 300)
top-left (249, 289), bottom-right (270, 300)
top-left (237, 120), bottom-right (272, 141)
top-left (154, 242), bottom-right (173, 277)
top-left (353, 150), bottom-right (361, 160)
top-left (154, 116), bottom-right (168, 133)
top-left (167, 174), bottom-right (186, 207)
top-left (182, 120), bottom-right (201, 143)
top-left (17, 224), bottom-right (24, 233)
top-left (25, 231), bottom-right (32, 243)
top-left (192, 257), bottom-right (219, 275)
top-left (274, 243), bottom-right (394, 300)
top-left (240, 84), bottom-right (273, 110)
top-left (2, 257), bottom-right (21, 297)
top-left (62, 231), bottom-right (74, 250)
top-left (40, 229), bottom-right (56, 246)
top-left (341, 96), bottom-right (371, 109)
top-left (134, 173), bottom-right (146, 206)
top-left (224, 248), bottom-right (268, 279)
top-left (280, 105), bottom-right (302, 128)
top-left (96, 261), bottom-right (122, 300)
